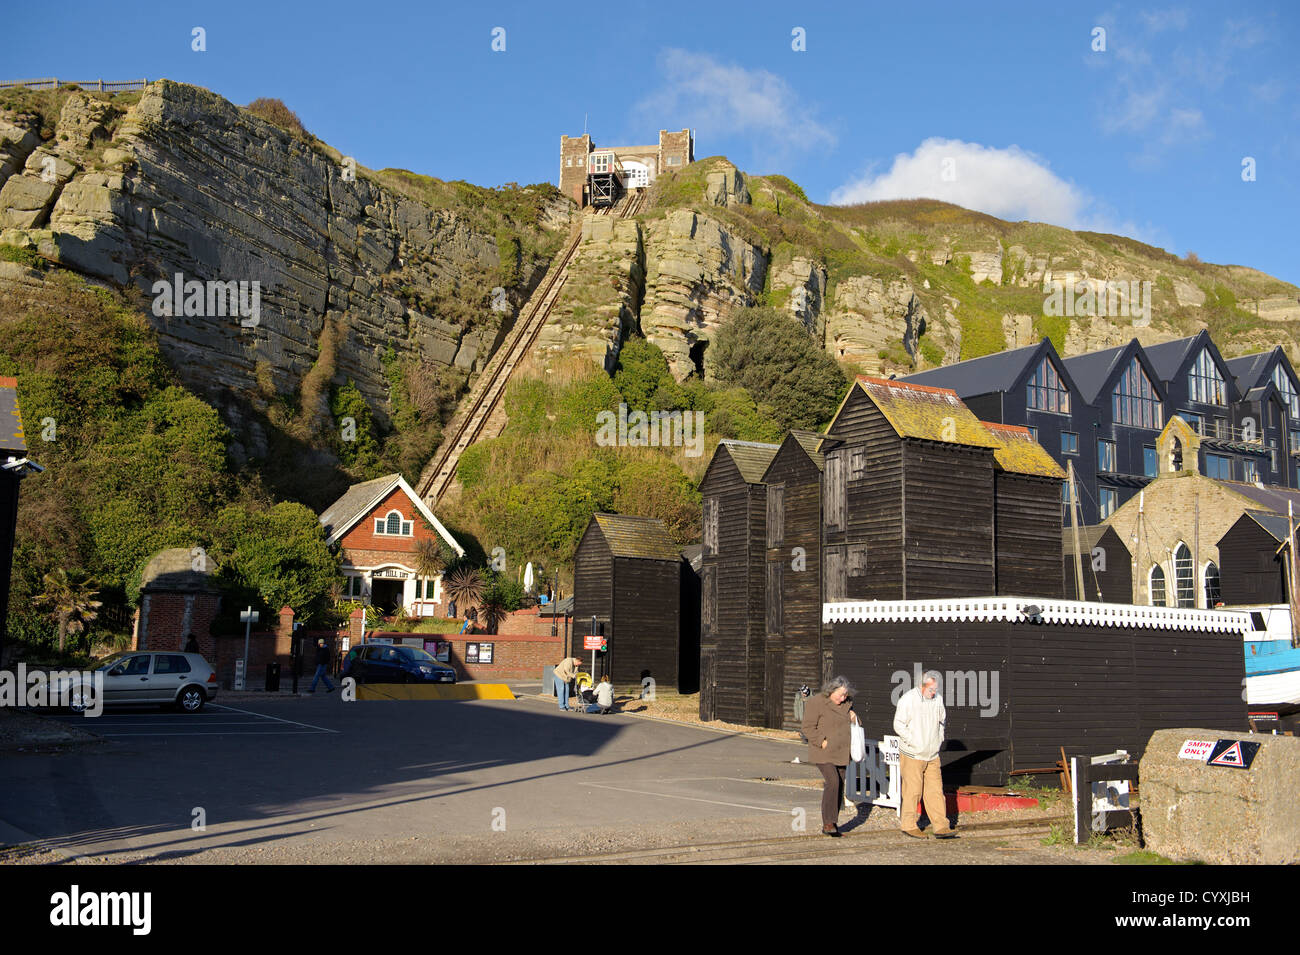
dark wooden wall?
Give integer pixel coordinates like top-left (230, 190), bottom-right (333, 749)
top-left (825, 387), bottom-right (904, 598)
top-left (572, 520), bottom-right (613, 659)
top-left (833, 618), bottom-right (1246, 785)
top-left (611, 555), bottom-right (680, 688)
top-left (1062, 526), bottom-right (1133, 603)
top-left (765, 439), bottom-right (823, 729)
top-left (994, 473), bottom-right (1064, 597)
top-left (1217, 519), bottom-right (1288, 605)
top-left (901, 443), bottom-right (996, 597)
top-left (700, 452), bottom-right (768, 724)
top-left (679, 558), bottom-right (700, 693)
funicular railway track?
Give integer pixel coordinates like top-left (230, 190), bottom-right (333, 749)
top-left (416, 189), bottom-right (645, 504)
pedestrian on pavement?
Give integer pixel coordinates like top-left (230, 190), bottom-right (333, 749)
top-left (585, 674), bottom-right (614, 714)
top-left (894, 670), bottom-right (956, 839)
top-left (183, 633), bottom-right (200, 654)
top-left (310, 638), bottom-right (336, 693)
top-left (553, 656), bottom-right (582, 710)
top-left (801, 675), bottom-right (860, 837)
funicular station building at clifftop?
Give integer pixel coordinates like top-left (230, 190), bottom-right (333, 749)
top-left (559, 129), bottom-right (694, 208)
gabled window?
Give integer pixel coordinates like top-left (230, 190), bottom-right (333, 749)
top-left (1026, 357), bottom-right (1070, 413)
top-left (1188, 349), bottom-right (1226, 405)
top-left (374, 510), bottom-right (413, 536)
top-left (1273, 365), bottom-right (1300, 419)
top-left (1113, 358), bottom-right (1161, 428)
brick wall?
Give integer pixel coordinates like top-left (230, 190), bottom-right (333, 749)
top-left (659, 129), bottom-right (693, 171)
top-left (137, 591), bottom-right (221, 657)
top-left (339, 486), bottom-right (443, 557)
top-left (559, 134), bottom-right (591, 205)
top-left (494, 607), bottom-right (570, 638)
top-left (362, 630), bottom-right (563, 681)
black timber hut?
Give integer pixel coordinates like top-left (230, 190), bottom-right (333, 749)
top-left (0, 377), bottom-right (37, 663)
top-left (820, 376), bottom-right (1002, 600)
top-left (827, 597), bottom-right (1250, 785)
top-left (1062, 525), bottom-right (1134, 603)
top-left (572, 513), bottom-right (684, 690)
top-left (986, 421), bottom-right (1066, 597)
top-left (761, 430), bottom-right (826, 729)
top-left (1217, 510), bottom-right (1294, 605)
top-left (699, 439), bottom-right (780, 723)
top-left (679, 544), bottom-right (702, 694)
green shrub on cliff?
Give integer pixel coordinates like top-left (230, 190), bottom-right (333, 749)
top-left (710, 307), bottom-right (847, 431)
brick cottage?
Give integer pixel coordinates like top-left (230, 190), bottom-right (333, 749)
top-left (320, 473), bottom-right (465, 617)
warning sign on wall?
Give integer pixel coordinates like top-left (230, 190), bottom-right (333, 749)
top-left (1206, 739), bottom-right (1261, 769)
top-left (1177, 739), bottom-right (1215, 761)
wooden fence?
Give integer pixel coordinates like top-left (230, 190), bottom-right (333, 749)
top-left (0, 78), bottom-right (150, 92)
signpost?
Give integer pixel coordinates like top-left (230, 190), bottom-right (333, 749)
top-left (237, 606), bottom-right (259, 690)
top-left (846, 735), bottom-right (900, 811)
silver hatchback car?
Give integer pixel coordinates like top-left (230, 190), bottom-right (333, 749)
top-left (72, 650), bottom-right (219, 713)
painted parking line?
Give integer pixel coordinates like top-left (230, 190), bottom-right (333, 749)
top-left (208, 703), bottom-right (339, 733)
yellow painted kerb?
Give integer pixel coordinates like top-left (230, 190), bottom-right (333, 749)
top-left (356, 684), bottom-right (516, 701)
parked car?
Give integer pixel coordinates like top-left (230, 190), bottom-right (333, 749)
top-left (342, 644), bottom-right (457, 685)
top-left (62, 651), bottom-right (218, 713)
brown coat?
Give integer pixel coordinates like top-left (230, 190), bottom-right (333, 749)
top-left (802, 693), bottom-right (856, 765)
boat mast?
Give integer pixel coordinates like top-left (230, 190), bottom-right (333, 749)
top-left (1068, 460), bottom-right (1085, 601)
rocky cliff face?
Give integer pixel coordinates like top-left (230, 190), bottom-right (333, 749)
top-left (0, 82), bottom-right (567, 457)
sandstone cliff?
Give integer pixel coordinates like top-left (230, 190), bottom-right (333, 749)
top-left (0, 82), bottom-right (568, 462)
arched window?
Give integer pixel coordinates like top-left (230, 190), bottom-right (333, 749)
top-left (1170, 438), bottom-right (1183, 472)
top-left (1173, 543), bottom-right (1195, 607)
top-left (1204, 561), bottom-right (1221, 607)
top-left (374, 510), bottom-right (413, 536)
top-left (1149, 565), bottom-right (1166, 606)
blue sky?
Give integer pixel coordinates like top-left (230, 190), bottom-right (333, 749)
top-left (3, 0), bottom-right (1297, 283)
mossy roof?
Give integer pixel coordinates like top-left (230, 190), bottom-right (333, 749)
top-left (983, 422), bottom-right (1067, 478)
top-left (591, 513), bottom-right (681, 562)
top-left (853, 376), bottom-right (1001, 449)
top-left (718, 439), bottom-right (781, 484)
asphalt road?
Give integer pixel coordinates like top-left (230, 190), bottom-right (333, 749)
top-left (0, 689), bottom-right (1097, 864)
top-left (0, 689), bottom-right (830, 859)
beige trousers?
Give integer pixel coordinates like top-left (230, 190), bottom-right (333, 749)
top-left (899, 753), bottom-right (951, 833)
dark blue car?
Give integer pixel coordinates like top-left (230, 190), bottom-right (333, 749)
top-left (342, 644), bottom-right (457, 684)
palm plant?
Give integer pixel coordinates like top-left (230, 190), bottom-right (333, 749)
top-left (36, 569), bottom-right (103, 653)
top-left (413, 537), bottom-right (449, 613)
top-left (442, 566), bottom-right (484, 619)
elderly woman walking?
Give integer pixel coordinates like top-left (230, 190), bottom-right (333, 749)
top-left (801, 675), bottom-right (861, 837)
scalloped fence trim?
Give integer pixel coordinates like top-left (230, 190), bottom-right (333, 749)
top-left (823, 597), bottom-right (1253, 633)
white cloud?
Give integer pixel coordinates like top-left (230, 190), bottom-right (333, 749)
top-left (830, 138), bottom-right (1089, 225)
top-left (633, 49), bottom-right (834, 159)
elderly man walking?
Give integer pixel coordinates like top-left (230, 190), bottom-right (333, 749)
top-left (893, 671), bottom-right (956, 839)
top-left (553, 656), bottom-right (582, 711)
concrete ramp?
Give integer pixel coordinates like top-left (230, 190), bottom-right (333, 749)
top-left (356, 684), bottom-right (516, 702)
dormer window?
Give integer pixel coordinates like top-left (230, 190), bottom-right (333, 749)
top-left (1188, 349), bottom-right (1226, 405)
top-left (1026, 357), bottom-right (1069, 413)
top-left (375, 510), bottom-right (413, 536)
top-left (1113, 358), bottom-right (1161, 428)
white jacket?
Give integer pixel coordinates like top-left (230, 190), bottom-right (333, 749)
top-left (893, 686), bottom-right (946, 761)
